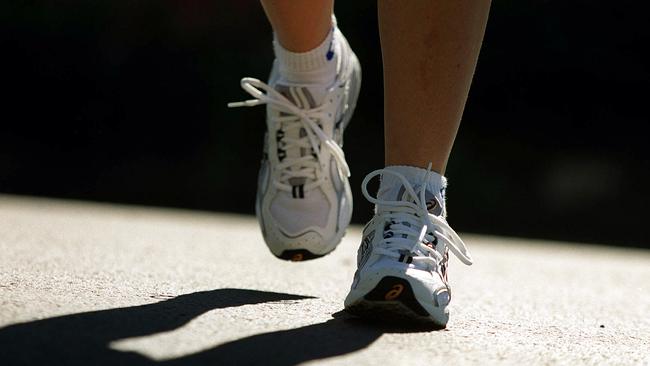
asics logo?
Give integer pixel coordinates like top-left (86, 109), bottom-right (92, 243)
top-left (397, 185), bottom-right (443, 216)
top-left (426, 199), bottom-right (437, 212)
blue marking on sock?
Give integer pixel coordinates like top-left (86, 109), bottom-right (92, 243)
top-left (326, 39), bottom-right (334, 61)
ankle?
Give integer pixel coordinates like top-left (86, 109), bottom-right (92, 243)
top-left (377, 165), bottom-right (448, 216)
top-left (273, 20), bottom-right (339, 85)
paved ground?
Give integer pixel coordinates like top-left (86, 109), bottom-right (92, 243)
top-left (0, 194), bottom-right (649, 365)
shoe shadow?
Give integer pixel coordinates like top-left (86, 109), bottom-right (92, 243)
top-left (0, 289), bottom-right (439, 366)
top-left (167, 311), bottom-right (442, 366)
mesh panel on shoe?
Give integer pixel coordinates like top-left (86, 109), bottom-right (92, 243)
top-left (270, 188), bottom-right (330, 235)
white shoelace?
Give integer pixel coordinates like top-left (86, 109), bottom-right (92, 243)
top-left (228, 78), bottom-right (350, 192)
top-left (361, 165), bottom-right (473, 270)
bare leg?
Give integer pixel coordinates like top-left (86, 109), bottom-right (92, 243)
top-left (260, 0), bottom-right (334, 52)
top-left (380, 0), bottom-right (491, 173)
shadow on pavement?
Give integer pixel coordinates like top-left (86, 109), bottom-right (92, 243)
top-left (0, 288), bottom-right (440, 365)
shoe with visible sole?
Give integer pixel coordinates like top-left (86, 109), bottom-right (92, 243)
top-left (229, 26), bottom-right (361, 261)
top-left (344, 166), bottom-right (473, 327)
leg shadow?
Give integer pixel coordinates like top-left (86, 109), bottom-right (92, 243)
top-left (0, 290), bottom-right (440, 366)
top-left (0, 288), bottom-right (313, 366)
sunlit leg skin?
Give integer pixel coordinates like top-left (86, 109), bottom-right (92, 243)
top-left (260, 0), bottom-right (334, 52)
top-left (380, 0), bottom-right (491, 173)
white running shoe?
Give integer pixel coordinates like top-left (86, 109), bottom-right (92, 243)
top-left (229, 27), bottom-right (361, 261)
top-left (344, 165), bottom-right (473, 327)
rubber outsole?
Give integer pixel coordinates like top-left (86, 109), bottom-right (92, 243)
top-left (345, 276), bottom-right (445, 326)
top-left (276, 249), bottom-right (325, 262)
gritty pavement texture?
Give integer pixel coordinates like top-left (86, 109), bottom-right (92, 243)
top-left (0, 195), bottom-right (649, 365)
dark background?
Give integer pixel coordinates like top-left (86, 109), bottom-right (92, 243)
top-left (1, 1), bottom-right (648, 247)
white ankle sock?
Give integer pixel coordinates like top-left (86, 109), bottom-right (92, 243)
top-left (378, 165), bottom-right (448, 217)
top-left (273, 24), bottom-right (338, 85)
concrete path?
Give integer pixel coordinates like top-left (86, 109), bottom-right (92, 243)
top-left (1, 195), bottom-right (648, 365)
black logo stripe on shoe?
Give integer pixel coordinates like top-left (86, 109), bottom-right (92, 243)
top-left (291, 185), bottom-right (305, 199)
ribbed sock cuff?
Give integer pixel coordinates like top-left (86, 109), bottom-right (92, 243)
top-left (272, 19), bottom-right (338, 84)
top-left (380, 165), bottom-right (447, 197)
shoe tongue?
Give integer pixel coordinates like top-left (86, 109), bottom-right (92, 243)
top-left (274, 81), bottom-right (329, 108)
top-left (274, 81), bottom-right (329, 189)
top-left (377, 167), bottom-right (447, 217)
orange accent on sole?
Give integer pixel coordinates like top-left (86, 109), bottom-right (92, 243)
top-left (384, 284), bottom-right (404, 300)
top-left (291, 253), bottom-right (304, 261)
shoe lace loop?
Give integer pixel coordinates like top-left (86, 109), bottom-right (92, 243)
top-left (228, 77), bottom-right (350, 191)
top-left (361, 164), bottom-right (473, 269)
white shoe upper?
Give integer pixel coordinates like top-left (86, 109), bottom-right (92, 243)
top-left (229, 27), bottom-right (361, 258)
top-left (345, 165), bottom-right (473, 323)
